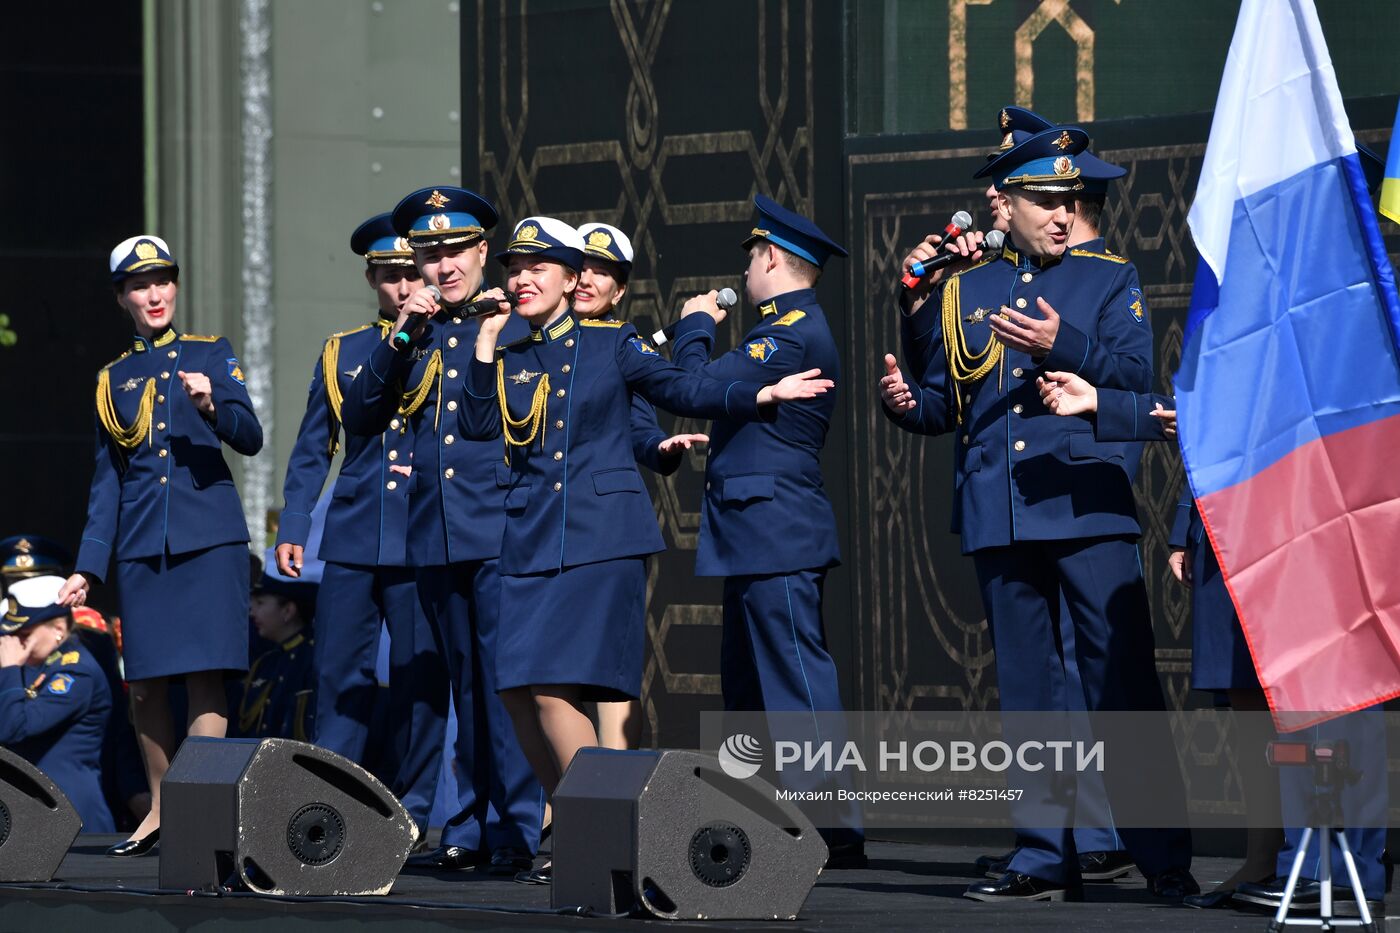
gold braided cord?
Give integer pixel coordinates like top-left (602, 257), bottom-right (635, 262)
top-left (495, 358), bottom-right (550, 463)
top-left (398, 349), bottom-right (443, 430)
top-left (95, 370), bottom-right (156, 450)
top-left (321, 336), bottom-right (344, 456)
top-left (941, 275), bottom-right (1004, 425)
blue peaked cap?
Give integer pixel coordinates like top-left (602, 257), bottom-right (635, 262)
top-left (740, 194), bottom-right (847, 268)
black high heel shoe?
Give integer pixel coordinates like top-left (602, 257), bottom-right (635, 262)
top-left (106, 829), bottom-right (159, 858)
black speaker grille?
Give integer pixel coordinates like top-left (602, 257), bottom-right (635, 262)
top-left (689, 823), bottom-right (751, 888)
top-left (286, 803), bottom-right (344, 866)
top-left (0, 798), bottom-right (9, 847)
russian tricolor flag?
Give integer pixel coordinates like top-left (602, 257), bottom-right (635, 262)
top-left (1177, 0), bottom-right (1400, 727)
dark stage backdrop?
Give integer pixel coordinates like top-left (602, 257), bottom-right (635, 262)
top-left (0, 6), bottom-right (145, 603)
top-left (463, 2), bottom-right (1399, 828)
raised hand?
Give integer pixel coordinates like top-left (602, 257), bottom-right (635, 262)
top-left (1037, 371), bottom-right (1097, 417)
top-left (760, 368), bottom-right (834, 404)
top-left (680, 290), bottom-right (726, 325)
top-left (658, 433), bottom-right (709, 455)
top-left (879, 353), bottom-right (916, 413)
top-left (178, 370), bottom-right (216, 416)
top-left (989, 296), bottom-right (1061, 356)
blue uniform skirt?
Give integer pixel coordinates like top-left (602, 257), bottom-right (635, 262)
top-left (115, 542), bottom-right (251, 681)
top-left (1189, 539), bottom-right (1261, 692)
top-left (496, 556), bottom-right (647, 702)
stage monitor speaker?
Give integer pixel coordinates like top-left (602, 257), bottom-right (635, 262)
top-left (551, 748), bottom-right (827, 920)
top-left (0, 746), bottom-right (82, 882)
top-left (160, 737), bottom-right (417, 895)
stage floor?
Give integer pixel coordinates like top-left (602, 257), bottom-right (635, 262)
top-left (0, 836), bottom-right (1390, 931)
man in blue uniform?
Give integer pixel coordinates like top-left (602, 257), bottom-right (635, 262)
top-left (342, 186), bottom-right (542, 874)
top-left (670, 194), bottom-right (865, 868)
top-left (880, 125), bottom-right (1194, 902)
top-left (0, 597), bottom-right (115, 831)
top-left (274, 213), bottom-right (441, 840)
top-left (238, 568), bottom-right (318, 740)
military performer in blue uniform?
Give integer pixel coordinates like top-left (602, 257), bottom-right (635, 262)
top-left (459, 216), bottom-right (830, 883)
top-left (275, 213), bottom-right (442, 837)
top-left (572, 221), bottom-right (708, 751)
top-left (666, 195), bottom-right (866, 867)
top-left (341, 187), bottom-right (542, 875)
top-left (58, 235), bottom-right (262, 858)
top-left (879, 127), bottom-right (1194, 902)
top-left (238, 569), bottom-right (318, 740)
top-left (1, 597), bottom-right (115, 831)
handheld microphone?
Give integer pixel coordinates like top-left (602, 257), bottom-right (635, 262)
top-left (651, 287), bottom-right (739, 347)
top-left (900, 228), bottom-right (1005, 288)
top-left (393, 286), bottom-right (516, 349)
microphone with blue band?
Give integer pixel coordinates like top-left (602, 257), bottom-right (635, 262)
top-left (392, 286), bottom-right (516, 349)
top-left (901, 226), bottom-right (1005, 289)
top-left (651, 288), bottom-right (739, 347)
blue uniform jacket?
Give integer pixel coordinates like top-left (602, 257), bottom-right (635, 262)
top-left (341, 304), bottom-right (530, 567)
top-left (76, 330), bottom-right (263, 581)
top-left (669, 288), bottom-right (841, 576)
top-left (459, 311), bottom-right (768, 575)
top-left (888, 242), bottom-right (1153, 553)
top-left (0, 640), bottom-right (114, 830)
top-left (277, 316), bottom-right (414, 567)
top-left (236, 631), bottom-right (316, 740)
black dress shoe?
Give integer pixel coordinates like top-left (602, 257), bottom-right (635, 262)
top-left (407, 845), bottom-right (484, 871)
top-left (974, 849), bottom-right (1017, 879)
top-left (515, 863), bottom-right (552, 885)
top-left (964, 871), bottom-right (1080, 902)
top-left (1147, 867), bottom-right (1200, 900)
top-left (1183, 886), bottom-right (1238, 909)
top-left (1235, 876), bottom-right (1318, 910)
top-left (824, 842), bottom-right (869, 870)
top-left (106, 829), bottom-right (159, 858)
top-left (488, 847), bottom-right (535, 875)
top-left (1079, 849), bottom-right (1134, 881)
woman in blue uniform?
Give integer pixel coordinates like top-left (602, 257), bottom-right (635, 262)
top-left (455, 217), bottom-right (830, 881)
top-left (572, 221), bottom-right (707, 751)
top-left (0, 598), bottom-right (115, 832)
top-left (58, 235), bottom-right (264, 856)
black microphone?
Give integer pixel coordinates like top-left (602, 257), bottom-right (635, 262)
top-left (651, 288), bottom-right (739, 347)
top-left (393, 286), bottom-right (516, 349)
top-left (900, 229), bottom-right (1005, 288)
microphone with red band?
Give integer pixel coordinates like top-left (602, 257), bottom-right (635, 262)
top-left (651, 287), bottom-right (739, 347)
top-left (899, 211), bottom-right (978, 289)
top-left (392, 286), bottom-right (517, 350)
top-left (900, 224), bottom-right (1005, 289)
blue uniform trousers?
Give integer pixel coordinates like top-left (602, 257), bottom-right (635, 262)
top-left (973, 536), bottom-right (1191, 884)
top-left (419, 559), bottom-right (543, 854)
top-left (313, 561), bottom-right (442, 830)
top-left (1060, 592), bottom-right (1124, 855)
top-left (1276, 708), bottom-right (1387, 900)
top-left (721, 570), bottom-right (862, 847)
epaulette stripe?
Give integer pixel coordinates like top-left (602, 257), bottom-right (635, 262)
top-left (179, 334), bottom-right (222, 342)
top-left (101, 350), bottom-right (133, 371)
top-left (949, 256), bottom-right (998, 280)
top-left (579, 319), bottom-right (626, 327)
top-left (1068, 249), bottom-right (1129, 264)
top-left (330, 323), bottom-right (374, 339)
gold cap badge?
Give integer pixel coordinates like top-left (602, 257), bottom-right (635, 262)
top-left (1053, 156), bottom-right (1074, 176)
top-left (587, 230), bottom-right (612, 249)
top-left (1053, 130), bottom-right (1073, 151)
top-left (425, 189), bottom-right (450, 209)
top-left (135, 241), bottom-right (158, 260)
top-left (1000, 109), bottom-right (1011, 130)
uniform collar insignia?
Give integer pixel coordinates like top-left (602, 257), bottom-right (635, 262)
top-left (282, 633), bottom-right (305, 652)
top-left (132, 328), bottom-right (178, 352)
top-left (545, 313), bottom-right (576, 342)
top-left (510, 368), bottom-right (542, 385)
top-left (999, 242), bottom-right (1058, 270)
top-left (758, 300), bottom-right (779, 317)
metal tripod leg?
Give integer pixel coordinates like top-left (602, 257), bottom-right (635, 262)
top-left (1267, 826), bottom-right (1377, 932)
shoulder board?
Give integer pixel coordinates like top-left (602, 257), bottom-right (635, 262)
top-left (179, 333), bottom-right (222, 342)
top-left (330, 323), bottom-right (374, 340)
top-left (579, 319), bottom-right (626, 327)
top-left (772, 309), bottom-right (806, 327)
top-left (59, 650), bottom-right (82, 666)
top-left (1068, 249), bottom-right (1129, 264)
top-left (949, 255), bottom-right (999, 280)
top-left (45, 650), bottom-right (61, 665)
top-left (101, 349), bottom-right (133, 371)
top-left (497, 335), bottom-right (535, 353)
